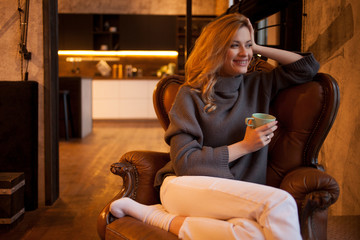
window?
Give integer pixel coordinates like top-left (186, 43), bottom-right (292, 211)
top-left (256, 12), bottom-right (281, 48)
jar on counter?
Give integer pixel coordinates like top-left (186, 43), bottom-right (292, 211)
top-left (125, 65), bottom-right (132, 78)
top-left (132, 67), bottom-right (137, 77)
top-left (137, 68), bottom-right (143, 78)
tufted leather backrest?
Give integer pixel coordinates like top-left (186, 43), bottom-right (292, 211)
top-left (153, 75), bottom-right (185, 130)
top-left (153, 58), bottom-right (340, 187)
top-left (267, 73), bottom-right (340, 187)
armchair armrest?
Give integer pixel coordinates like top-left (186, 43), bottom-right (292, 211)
top-left (280, 167), bottom-right (339, 210)
top-left (114, 150), bottom-right (170, 204)
top-left (280, 167), bottom-right (340, 239)
top-left (97, 150), bottom-right (170, 240)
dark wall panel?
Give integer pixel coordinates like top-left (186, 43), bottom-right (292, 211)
top-left (58, 14), bottom-right (93, 50)
top-left (0, 81), bottom-right (38, 210)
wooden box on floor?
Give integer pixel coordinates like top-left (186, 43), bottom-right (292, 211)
top-left (0, 173), bottom-right (25, 229)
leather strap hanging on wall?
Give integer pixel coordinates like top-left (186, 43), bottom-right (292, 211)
top-left (18, 0), bottom-right (31, 81)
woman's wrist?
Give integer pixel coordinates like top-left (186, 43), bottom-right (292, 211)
top-left (252, 45), bottom-right (303, 65)
top-left (251, 43), bottom-right (261, 55)
top-left (228, 141), bottom-right (251, 163)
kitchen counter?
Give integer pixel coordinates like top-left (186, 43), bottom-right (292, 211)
top-left (59, 77), bottom-right (92, 138)
top-left (92, 78), bottom-right (160, 119)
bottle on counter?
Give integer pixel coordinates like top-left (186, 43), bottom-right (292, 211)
top-left (112, 64), bottom-right (118, 78)
top-left (118, 64), bottom-right (123, 78)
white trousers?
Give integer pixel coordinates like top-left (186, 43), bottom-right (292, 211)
top-left (160, 176), bottom-right (302, 240)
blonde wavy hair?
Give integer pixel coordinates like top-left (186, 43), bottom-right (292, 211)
top-left (185, 13), bottom-right (250, 113)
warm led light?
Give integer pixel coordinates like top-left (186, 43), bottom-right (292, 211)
top-left (58, 50), bottom-right (178, 57)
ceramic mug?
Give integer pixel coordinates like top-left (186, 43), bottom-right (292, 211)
top-left (245, 113), bottom-right (276, 128)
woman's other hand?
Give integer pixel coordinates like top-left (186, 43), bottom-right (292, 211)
top-left (228, 121), bottom-right (278, 162)
top-left (245, 18), bottom-right (257, 50)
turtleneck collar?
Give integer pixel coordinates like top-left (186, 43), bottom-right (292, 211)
top-left (214, 75), bottom-right (243, 93)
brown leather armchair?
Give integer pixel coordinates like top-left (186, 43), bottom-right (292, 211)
top-left (98, 58), bottom-right (340, 240)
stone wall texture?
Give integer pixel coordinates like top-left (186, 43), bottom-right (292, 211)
top-left (58, 0), bottom-right (217, 15)
top-left (303, 0), bottom-right (360, 215)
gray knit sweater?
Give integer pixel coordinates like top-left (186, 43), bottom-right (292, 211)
top-left (154, 53), bottom-right (320, 188)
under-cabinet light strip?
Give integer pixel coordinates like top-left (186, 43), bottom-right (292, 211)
top-left (58, 50), bottom-right (178, 57)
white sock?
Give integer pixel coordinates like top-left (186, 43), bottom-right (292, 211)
top-left (109, 197), bottom-right (176, 231)
top-left (142, 204), bottom-right (176, 231)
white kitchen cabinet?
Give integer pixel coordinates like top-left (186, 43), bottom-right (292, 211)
top-left (92, 79), bottom-right (159, 119)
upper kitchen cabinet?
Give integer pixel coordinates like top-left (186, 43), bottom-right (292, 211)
top-left (58, 14), bottom-right (93, 50)
top-left (118, 15), bottom-right (177, 50)
top-left (58, 14), bottom-right (177, 50)
top-left (93, 14), bottom-right (121, 50)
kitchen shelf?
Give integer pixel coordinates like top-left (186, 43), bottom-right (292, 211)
top-left (92, 14), bottom-right (121, 50)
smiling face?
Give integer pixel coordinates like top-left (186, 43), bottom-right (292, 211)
top-left (219, 26), bottom-right (253, 77)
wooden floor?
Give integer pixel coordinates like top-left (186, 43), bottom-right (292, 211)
top-left (0, 120), bottom-right (359, 239)
top-left (0, 120), bottom-right (169, 240)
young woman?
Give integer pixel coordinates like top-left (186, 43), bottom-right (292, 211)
top-left (110, 13), bottom-right (319, 239)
